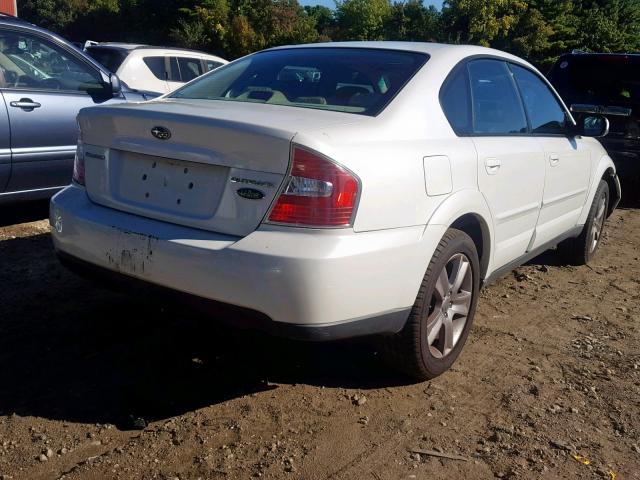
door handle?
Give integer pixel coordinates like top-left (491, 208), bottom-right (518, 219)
top-left (484, 157), bottom-right (501, 175)
top-left (10, 98), bottom-right (41, 111)
top-left (549, 154), bottom-right (560, 166)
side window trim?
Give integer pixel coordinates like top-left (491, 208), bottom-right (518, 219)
top-left (504, 61), bottom-right (532, 134)
top-left (163, 56), bottom-right (171, 81)
top-left (168, 56), bottom-right (181, 82)
top-left (440, 55), bottom-right (576, 138)
top-left (0, 25), bottom-right (104, 95)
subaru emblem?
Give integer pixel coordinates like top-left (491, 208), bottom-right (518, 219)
top-left (237, 188), bottom-right (265, 200)
top-left (151, 126), bottom-right (171, 140)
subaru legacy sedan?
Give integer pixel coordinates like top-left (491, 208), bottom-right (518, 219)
top-left (51, 43), bottom-right (620, 380)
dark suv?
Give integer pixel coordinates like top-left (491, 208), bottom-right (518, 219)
top-left (548, 52), bottom-right (640, 188)
top-left (0, 14), bottom-right (154, 204)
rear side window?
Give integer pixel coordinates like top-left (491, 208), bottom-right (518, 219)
top-left (510, 64), bottom-right (566, 135)
top-left (206, 60), bottom-right (223, 71)
top-left (171, 48), bottom-right (429, 116)
top-left (468, 59), bottom-right (528, 135)
top-left (86, 47), bottom-right (127, 73)
top-left (143, 56), bottom-right (166, 80)
top-left (440, 66), bottom-right (472, 135)
top-left (177, 57), bottom-right (203, 82)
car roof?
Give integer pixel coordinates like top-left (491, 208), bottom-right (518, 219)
top-left (265, 41), bottom-right (534, 68)
top-left (88, 43), bottom-right (224, 58)
top-left (88, 42), bottom-right (147, 50)
top-left (560, 51), bottom-right (640, 58)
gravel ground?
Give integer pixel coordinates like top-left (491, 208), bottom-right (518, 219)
top-left (0, 199), bottom-right (638, 480)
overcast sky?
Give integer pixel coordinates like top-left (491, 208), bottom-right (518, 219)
top-left (299, 0), bottom-right (444, 8)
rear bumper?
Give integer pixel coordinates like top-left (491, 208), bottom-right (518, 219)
top-left (51, 185), bottom-right (443, 339)
top-left (56, 249), bottom-right (409, 341)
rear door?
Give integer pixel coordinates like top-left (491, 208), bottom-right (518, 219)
top-left (466, 59), bottom-right (546, 269)
top-left (0, 26), bottom-right (113, 193)
top-left (510, 64), bottom-right (591, 248)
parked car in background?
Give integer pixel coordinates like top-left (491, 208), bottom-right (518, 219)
top-left (0, 14), bottom-right (154, 204)
top-left (548, 52), bottom-right (640, 188)
top-left (84, 43), bottom-right (227, 94)
top-left (51, 42), bottom-right (620, 380)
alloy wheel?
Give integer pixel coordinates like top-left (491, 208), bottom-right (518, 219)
top-left (425, 253), bottom-right (473, 359)
top-left (590, 195), bottom-right (606, 253)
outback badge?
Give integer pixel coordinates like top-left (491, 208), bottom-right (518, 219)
top-left (151, 126), bottom-right (171, 140)
top-left (237, 188), bottom-right (265, 200)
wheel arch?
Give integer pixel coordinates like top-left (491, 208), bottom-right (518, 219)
top-left (450, 213), bottom-right (491, 281)
top-left (426, 189), bottom-right (494, 282)
top-left (602, 167), bottom-right (621, 215)
top-left (579, 154), bottom-right (620, 224)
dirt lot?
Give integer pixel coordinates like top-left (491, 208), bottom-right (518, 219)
top-left (0, 200), bottom-right (638, 480)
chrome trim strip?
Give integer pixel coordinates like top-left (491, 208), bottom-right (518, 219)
top-left (11, 146), bottom-right (76, 163)
top-left (0, 186), bottom-right (66, 196)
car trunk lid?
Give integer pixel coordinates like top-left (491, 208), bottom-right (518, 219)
top-left (79, 100), bottom-right (359, 236)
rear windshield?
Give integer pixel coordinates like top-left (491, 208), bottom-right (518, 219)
top-left (86, 47), bottom-right (128, 73)
top-left (170, 48), bottom-right (428, 116)
top-left (549, 55), bottom-right (640, 106)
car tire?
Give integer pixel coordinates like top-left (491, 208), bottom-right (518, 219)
top-left (385, 228), bottom-right (480, 381)
top-left (558, 180), bottom-right (609, 266)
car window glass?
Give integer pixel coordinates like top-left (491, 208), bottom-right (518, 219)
top-left (177, 57), bottom-right (203, 82)
top-left (169, 56), bottom-right (180, 82)
top-left (467, 59), bottom-right (528, 135)
top-left (0, 29), bottom-right (102, 93)
top-left (440, 66), bottom-right (472, 135)
top-left (86, 47), bottom-right (127, 73)
top-left (206, 60), bottom-right (223, 71)
top-left (510, 64), bottom-right (566, 135)
top-left (143, 56), bottom-right (166, 80)
top-left (171, 48), bottom-right (428, 116)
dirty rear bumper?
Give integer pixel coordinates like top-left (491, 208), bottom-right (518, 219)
top-left (56, 249), bottom-right (409, 342)
top-left (49, 185), bottom-right (436, 340)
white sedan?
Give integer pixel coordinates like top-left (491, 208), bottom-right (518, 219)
top-left (50, 42), bottom-right (620, 380)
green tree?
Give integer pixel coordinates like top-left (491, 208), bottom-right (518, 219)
top-left (335, 0), bottom-right (392, 40)
top-left (385, 1), bottom-right (441, 41)
top-left (573, 0), bottom-right (640, 53)
top-left (304, 5), bottom-right (336, 41)
top-left (170, 0), bottom-right (230, 53)
top-left (441, 0), bottom-right (529, 46)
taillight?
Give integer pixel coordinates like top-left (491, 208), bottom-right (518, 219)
top-left (72, 140), bottom-right (85, 185)
top-left (72, 124), bottom-right (85, 186)
top-left (268, 146), bottom-right (359, 227)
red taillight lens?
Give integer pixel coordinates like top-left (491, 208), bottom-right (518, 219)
top-left (268, 146), bottom-right (359, 227)
top-left (72, 141), bottom-right (85, 185)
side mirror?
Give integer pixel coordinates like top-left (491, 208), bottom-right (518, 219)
top-left (568, 114), bottom-right (609, 138)
top-left (110, 74), bottom-right (122, 97)
top-left (580, 114), bottom-right (609, 137)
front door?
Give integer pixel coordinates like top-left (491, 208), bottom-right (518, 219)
top-left (467, 59), bottom-right (546, 269)
top-left (509, 64), bottom-right (592, 248)
top-left (0, 26), bottom-right (111, 193)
